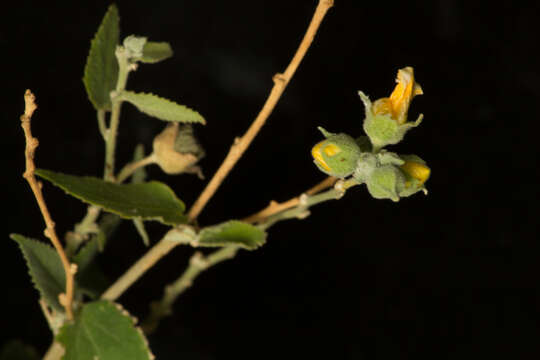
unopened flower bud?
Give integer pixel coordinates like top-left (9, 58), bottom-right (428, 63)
top-left (153, 123), bottom-right (205, 176)
top-left (398, 155), bottom-right (430, 197)
top-left (311, 127), bottom-right (361, 178)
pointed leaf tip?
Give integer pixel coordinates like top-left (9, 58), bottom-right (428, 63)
top-left (83, 4), bottom-right (120, 111)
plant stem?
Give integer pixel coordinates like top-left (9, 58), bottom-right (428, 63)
top-left (187, 0), bottom-right (334, 222)
top-left (100, 1), bottom-right (334, 305)
top-left (65, 205), bottom-right (101, 256)
top-left (242, 176), bottom-right (337, 224)
top-left (141, 247), bottom-right (238, 333)
top-left (19, 90), bottom-right (75, 321)
top-left (43, 341), bottom-right (64, 360)
top-left (104, 47), bottom-right (131, 182)
top-left (116, 153), bottom-right (156, 183)
top-left (100, 228), bottom-right (194, 301)
top-left (260, 182), bottom-right (355, 230)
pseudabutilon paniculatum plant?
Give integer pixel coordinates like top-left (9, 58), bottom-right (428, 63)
top-left (11, 2), bottom-right (432, 360)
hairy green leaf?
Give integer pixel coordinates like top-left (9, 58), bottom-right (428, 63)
top-left (197, 221), bottom-right (267, 250)
top-left (120, 91), bottom-right (206, 124)
top-left (36, 169), bottom-right (187, 225)
top-left (141, 42), bottom-right (173, 63)
top-left (83, 4), bottom-right (120, 111)
top-left (10, 234), bottom-right (65, 311)
top-left (57, 300), bottom-right (152, 360)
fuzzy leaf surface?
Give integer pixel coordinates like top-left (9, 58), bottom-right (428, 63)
top-left (141, 41), bottom-right (173, 63)
top-left (36, 169), bottom-right (187, 225)
top-left (121, 91), bottom-right (206, 124)
top-left (197, 221), bottom-right (266, 250)
top-left (10, 234), bottom-right (65, 311)
top-left (57, 300), bottom-right (152, 360)
top-left (83, 4), bottom-right (120, 110)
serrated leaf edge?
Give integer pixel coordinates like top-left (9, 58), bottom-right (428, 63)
top-left (36, 170), bottom-right (187, 225)
top-left (57, 300), bottom-right (154, 360)
top-left (9, 234), bottom-right (64, 311)
top-left (83, 4), bottom-right (120, 111)
top-left (120, 91), bottom-right (206, 125)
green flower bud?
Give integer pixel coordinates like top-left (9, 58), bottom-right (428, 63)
top-left (311, 127), bottom-right (362, 178)
top-left (366, 165), bottom-right (406, 202)
top-left (352, 152), bottom-right (377, 183)
top-left (397, 155), bottom-right (430, 197)
top-left (153, 123), bottom-right (205, 177)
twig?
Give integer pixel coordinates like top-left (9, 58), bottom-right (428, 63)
top-left (243, 176), bottom-right (336, 224)
top-left (19, 90), bottom-right (75, 320)
top-left (115, 153), bottom-right (156, 183)
top-left (187, 0), bottom-right (334, 222)
top-left (100, 1), bottom-right (334, 303)
top-left (100, 228), bottom-right (194, 301)
top-left (141, 247), bottom-right (238, 334)
top-left (43, 341), bottom-right (65, 360)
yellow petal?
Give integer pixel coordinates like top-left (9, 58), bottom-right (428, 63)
top-left (311, 141), bottom-right (331, 172)
top-left (373, 67), bottom-right (423, 124)
top-left (323, 143), bottom-right (341, 156)
top-left (400, 161), bottom-right (430, 186)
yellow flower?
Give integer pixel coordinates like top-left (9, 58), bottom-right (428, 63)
top-left (400, 160), bottom-right (430, 187)
top-left (372, 67), bottom-right (423, 125)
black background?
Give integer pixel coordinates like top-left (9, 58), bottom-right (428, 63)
top-left (2, 1), bottom-right (539, 359)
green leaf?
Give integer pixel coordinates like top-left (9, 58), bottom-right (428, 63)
top-left (197, 221), bottom-right (267, 250)
top-left (36, 169), bottom-right (187, 225)
top-left (141, 41), bottom-right (173, 63)
top-left (0, 340), bottom-right (39, 360)
top-left (83, 4), bottom-right (120, 111)
top-left (10, 234), bottom-right (65, 312)
top-left (120, 91), bottom-right (206, 124)
top-left (57, 300), bottom-right (152, 360)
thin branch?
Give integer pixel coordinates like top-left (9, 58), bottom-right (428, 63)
top-left (187, 0), bottom-right (334, 222)
top-left (43, 341), bottom-right (65, 360)
top-left (115, 153), bottom-right (156, 183)
top-left (242, 176), bottom-right (337, 224)
top-left (19, 90), bottom-right (75, 321)
top-left (100, 228), bottom-right (192, 301)
top-left (141, 247), bottom-right (238, 334)
top-left (100, 1), bottom-right (335, 303)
